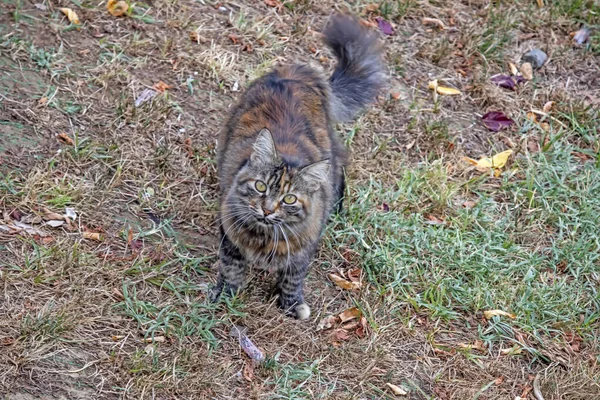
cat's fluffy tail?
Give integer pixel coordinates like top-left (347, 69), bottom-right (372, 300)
top-left (323, 14), bottom-right (386, 123)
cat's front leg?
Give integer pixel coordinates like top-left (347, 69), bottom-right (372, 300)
top-left (209, 234), bottom-right (247, 302)
top-left (275, 249), bottom-right (314, 320)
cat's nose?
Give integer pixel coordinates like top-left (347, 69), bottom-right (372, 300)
top-left (262, 208), bottom-right (273, 216)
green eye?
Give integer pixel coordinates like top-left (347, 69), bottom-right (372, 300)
top-left (283, 194), bottom-right (297, 204)
top-left (255, 180), bottom-right (267, 193)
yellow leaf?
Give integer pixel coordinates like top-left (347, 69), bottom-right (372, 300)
top-left (107, 0), bottom-right (129, 17)
top-left (328, 273), bottom-right (360, 290)
top-left (520, 62), bottom-right (533, 80)
top-left (436, 86), bottom-right (461, 95)
top-left (386, 383), bottom-right (408, 396)
top-left (427, 80), bottom-right (438, 90)
top-left (537, 0), bottom-right (544, 7)
top-left (464, 150), bottom-right (513, 173)
top-left (484, 309), bottom-right (516, 320)
top-left (509, 62), bottom-right (519, 76)
top-left (83, 232), bottom-right (103, 241)
top-left (59, 7), bottom-right (80, 25)
top-left (338, 307), bottom-right (361, 323)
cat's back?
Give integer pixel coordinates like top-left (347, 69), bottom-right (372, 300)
top-left (217, 64), bottom-right (337, 189)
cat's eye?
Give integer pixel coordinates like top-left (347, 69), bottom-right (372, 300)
top-left (255, 180), bottom-right (267, 193)
top-left (283, 194), bottom-right (297, 204)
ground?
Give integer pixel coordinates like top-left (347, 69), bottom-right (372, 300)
top-left (0, 0), bottom-right (599, 399)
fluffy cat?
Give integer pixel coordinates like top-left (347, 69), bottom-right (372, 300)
top-left (210, 14), bottom-right (385, 319)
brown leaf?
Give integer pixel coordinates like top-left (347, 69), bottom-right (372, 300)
top-left (494, 376), bottom-right (505, 385)
top-left (107, 0), bottom-right (129, 17)
top-left (228, 34), bottom-right (240, 45)
top-left (57, 133), bottom-right (74, 145)
top-left (332, 328), bottom-right (351, 341)
top-left (462, 200), bottom-right (477, 209)
top-left (543, 101), bottom-right (554, 113)
top-left (112, 287), bottom-right (125, 300)
top-left (537, 0), bottom-right (544, 7)
top-left (355, 316), bottom-right (368, 338)
top-left (347, 268), bottom-right (362, 283)
top-left (43, 211), bottom-right (64, 221)
top-left (338, 307), bottom-right (362, 323)
top-left (316, 315), bottom-right (337, 331)
top-left (264, 0), bottom-right (281, 7)
top-left (83, 231), bottom-right (103, 241)
top-left (243, 362), bottom-right (254, 382)
top-left (390, 91), bottom-right (401, 100)
top-left (425, 214), bottom-right (445, 225)
top-left (153, 81), bottom-right (172, 93)
top-left (329, 273), bottom-right (360, 290)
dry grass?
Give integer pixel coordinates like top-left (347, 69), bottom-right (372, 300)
top-left (1, 0), bottom-right (599, 399)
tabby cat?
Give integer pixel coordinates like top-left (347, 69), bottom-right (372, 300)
top-left (210, 14), bottom-right (385, 319)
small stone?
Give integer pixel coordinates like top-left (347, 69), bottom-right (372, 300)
top-left (522, 49), bottom-right (547, 69)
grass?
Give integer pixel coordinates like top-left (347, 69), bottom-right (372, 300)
top-left (1, 0), bottom-right (599, 398)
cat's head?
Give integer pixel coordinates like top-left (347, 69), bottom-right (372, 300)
top-left (226, 129), bottom-right (330, 228)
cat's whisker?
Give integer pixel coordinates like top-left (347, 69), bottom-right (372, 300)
top-left (278, 224), bottom-right (291, 267)
top-left (218, 212), bottom-right (251, 254)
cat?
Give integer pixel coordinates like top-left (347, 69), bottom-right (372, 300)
top-left (210, 14), bottom-right (385, 319)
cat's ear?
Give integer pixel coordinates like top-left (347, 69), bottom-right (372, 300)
top-left (250, 129), bottom-right (277, 166)
top-left (300, 159), bottom-right (330, 191)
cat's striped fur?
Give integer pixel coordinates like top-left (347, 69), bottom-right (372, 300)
top-left (210, 14), bottom-right (385, 319)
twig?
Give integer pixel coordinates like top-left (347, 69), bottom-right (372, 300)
top-left (533, 373), bottom-right (545, 400)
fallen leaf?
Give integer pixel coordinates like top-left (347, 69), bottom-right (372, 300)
top-left (46, 220), bottom-right (64, 228)
top-left (484, 309), bottom-right (516, 320)
top-left (153, 81), bottom-right (172, 93)
top-left (83, 231), bottom-right (103, 241)
top-left (355, 316), bottom-right (368, 338)
top-left (43, 211), bottom-right (64, 221)
top-left (228, 34), bottom-right (240, 45)
top-left (143, 336), bottom-right (166, 343)
top-left (264, 0), bottom-right (281, 7)
top-left (347, 268), bottom-right (362, 283)
top-left (107, 0), bottom-right (129, 17)
top-left (428, 80), bottom-right (461, 95)
top-left (464, 150), bottom-right (513, 174)
top-left (111, 335), bottom-right (125, 341)
top-left (338, 307), bottom-right (361, 323)
top-left (390, 91), bottom-right (401, 100)
top-left (332, 328), bottom-right (351, 341)
top-left (462, 200), bottom-right (477, 209)
top-left (65, 207), bottom-right (77, 220)
top-left (495, 376), bottom-right (505, 385)
top-left (329, 273), bottom-right (360, 290)
top-left (509, 62), bottom-right (519, 75)
top-left (573, 28), bottom-right (591, 45)
top-left (528, 138), bottom-right (541, 153)
top-left (230, 325), bottom-right (265, 363)
top-left (57, 133), bottom-right (74, 145)
top-left (543, 101), bottom-right (554, 113)
top-left (59, 7), bottom-right (80, 25)
top-left (425, 214), bottom-right (445, 225)
top-left (316, 315), bottom-right (338, 331)
top-left (422, 17), bottom-right (445, 29)
top-left (490, 74), bottom-right (525, 90)
top-left (500, 346), bottom-right (523, 355)
top-left (375, 17), bottom-right (394, 35)
top-left (386, 383), bottom-right (408, 396)
top-left (135, 88), bottom-right (158, 107)
top-left (520, 62), bottom-right (533, 80)
top-left (482, 111), bottom-right (514, 131)
top-left (537, 0), bottom-right (544, 7)
top-left (243, 362), bottom-right (254, 382)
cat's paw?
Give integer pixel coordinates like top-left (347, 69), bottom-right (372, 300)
top-left (208, 282), bottom-right (239, 303)
top-left (294, 303), bottom-right (311, 320)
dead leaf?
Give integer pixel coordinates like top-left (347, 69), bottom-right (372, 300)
top-left (332, 328), bottom-right (351, 341)
top-left (43, 211), bottom-right (64, 221)
top-left (143, 336), bottom-right (166, 343)
top-left (83, 231), bottom-right (103, 241)
top-left (153, 81), bottom-right (172, 93)
top-left (500, 346), bottom-right (523, 355)
top-left (390, 91), bottom-right (401, 100)
top-left (356, 316), bottom-right (368, 338)
top-left (230, 325), bottom-right (265, 363)
top-left (509, 62), bottom-right (519, 75)
top-left (462, 200), bottom-right (477, 209)
top-left (111, 335), bottom-right (125, 341)
top-left (428, 80), bottom-right (460, 95)
top-left (386, 383), bottom-right (408, 396)
top-left (329, 273), bottom-right (360, 290)
top-left (46, 220), bottom-right (65, 228)
top-left (135, 88), bottom-right (158, 107)
top-left (495, 376), bottom-right (505, 385)
top-left (347, 268), bottom-right (362, 283)
top-left (338, 307), bottom-right (361, 323)
top-left (422, 17), bottom-right (445, 29)
top-left (107, 0), bottom-right (129, 17)
top-left (59, 7), bottom-right (80, 25)
top-left (481, 111), bottom-right (514, 132)
top-left (484, 309), bottom-right (516, 320)
top-left (228, 34), bottom-right (240, 45)
top-left (264, 0), bottom-right (281, 7)
top-left (57, 133), bottom-right (74, 145)
top-left (112, 288), bottom-right (125, 300)
top-left (537, 0), bottom-right (543, 7)
top-left (464, 150), bottom-right (513, 175)
top-left (243, 362), bottom-right (254, 382)
top-left (520, 62), bottom-right (533, 80)
top-left (425, 214), bottom-right (445, 225)
top-left (543, 101), bottom-right (554, 113)
top-left (316, 315), bottom-right (338, 331)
